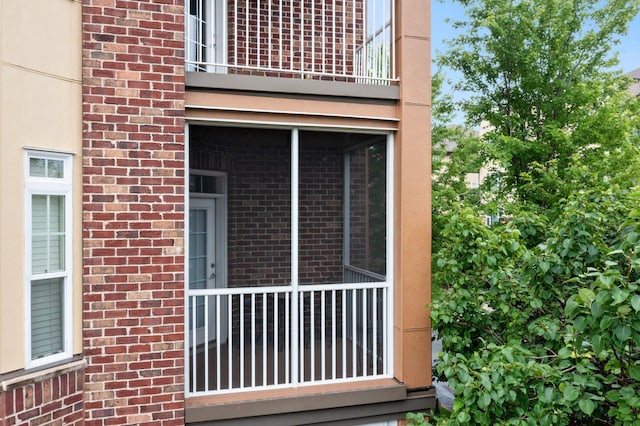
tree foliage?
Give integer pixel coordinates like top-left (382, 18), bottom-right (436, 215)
top-left (440, 0), bottom-right (640, 209)
top-left (418, 188), bottom-right (640, 425)
top-left (411, 0), bottom-right (640, 424)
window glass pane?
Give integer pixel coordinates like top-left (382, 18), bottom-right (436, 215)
top-left (31, 195), bottom-right (65, 274)
top-left (31, 277), bottom-right (64, 359)
top-left (47, 159), bottom-right (64, 178)
top-left (32, 195), bottom-right (48, 234)
top-left (30, 158), bottom-right (46, 177)
top-left (32, 195), bottom-right (48, 274)
top-left (49, 195), bottom-right (65, 233)
top-left (32, 236), bottom-right (48, 274)
top-left (50, 235), bottom-right (66, 273)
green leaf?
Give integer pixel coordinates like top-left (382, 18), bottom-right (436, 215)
top-left (558, 347), bottom-right (572, 360)
top-left (565, 297), bottom-right (580, 318)
top-left (563, 384), bottom-right (580, 402)
top-left (457, 411), bottom-right (471, 423)
top-left (631, 295), bottom-right (640, 312)
top-left (540, 261), bottom-right (550, 273)
top-left (578, 288), bottom-right (596, 304)
top-left (479, 392), bottom-right (491, 408)
top-left (599, 315), bottom-right (612, 331)
top-left (480, 373), bottom-right (492, 390)
top-left (591, 301), bottom-right (604, 318)
top-left (615, 325), bottom-right (631, 342)
top-left (612, 287), bottom-right (629, 305)
top-left (592, 334), bottom-right (604, 354)
top-left (629, 365), bottom-right (640, 381)
top-left (579, 399), bottom-right (595, 416)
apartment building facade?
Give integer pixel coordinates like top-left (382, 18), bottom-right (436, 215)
top-left (1, 0), bottom-right (433, 424)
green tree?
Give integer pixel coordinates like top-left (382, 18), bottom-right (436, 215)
top-left (431, 72), bottom-right (486, 254)
top-left (440, 0), bottom-right (640, 210)
top-left (417, 188), bottom-right (640, 426)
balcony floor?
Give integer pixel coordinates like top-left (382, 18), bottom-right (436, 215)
top-left (189, 336), bottom-right (385, 394)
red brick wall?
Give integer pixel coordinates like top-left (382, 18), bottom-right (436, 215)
top-left (82, 0), bottom-right (186, 424)
top-left (0, 367), bottom-right (84, 426)
top-left (228, 0), bottom-right (364, 80)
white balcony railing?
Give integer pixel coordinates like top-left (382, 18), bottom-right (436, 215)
top-left (187, 280), bottom-right (391, 396)
top-left (186, 0), bottom-right (396, 84)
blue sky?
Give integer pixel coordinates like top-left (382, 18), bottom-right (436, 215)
top-left (431, 2), bottom-right (640, 76)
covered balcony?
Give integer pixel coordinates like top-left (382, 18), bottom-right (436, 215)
top-left (186, 126), bottom-right (394, 400)
top-left (185, 0), bottom-right (396, 84)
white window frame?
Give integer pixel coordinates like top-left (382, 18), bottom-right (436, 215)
top-left (186, 0), bottom-right (227, 73)
top-left (24, 149), bottom-right (73, 368)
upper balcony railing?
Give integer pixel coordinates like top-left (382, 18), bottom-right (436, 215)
top-left (186, 0), bottom-right (397, 85)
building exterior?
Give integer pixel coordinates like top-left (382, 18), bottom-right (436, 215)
top-left (629, 67), bottom-right (640, 98)
top-left (1, 0), bottom-right (433, 425)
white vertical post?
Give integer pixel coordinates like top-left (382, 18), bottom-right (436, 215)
top-left (332, 0), bottom-right (336, 75)
top-left (222, 0), bottom-right (228, 70)
top-left (234, 0), bottom-right (238, 66)
top-left (362, 288), bottom-right (367, 376)
top-left (274, 293), bottom-right (279, 384)
top-left (285, 292), bottom-right (290, 384)
top-left (290, 0), bottom-right (294, 72)
top-left (206, 0), bottom-right (215, 72)
top-left (342, 0), bottom-right (346, 76)
top-left (216, 296), bottom-right (221, 390)
top-left (245, 0), bottom-right (249, 67)
top-left (291, 127), bottom-right (299, 385)
top-left (331, 290), bottom-right (336, 379)
top-left (321, 0), bottom-right (326, 73)
top-left (268, 0), bottom-right (272, 70)
top-left (310, 291), bottom-right (315, 381)
top-left (262, 293), bottom-right (267, 386)
top-left (257, 0), bottom-right (261, 68)
top-left (300, 292), bottom-right (305, 382)
top-left (228, 295), bottom-right (233, 388)
top-left (341, 289), bottom-right (347, 378)
top-left (204, 296), bottom-right (209, 390)
top-left (300, 2), bottom-right (305, 78)
top-left (278, 0), bottom-right (283, 70)
top-left (184, 125), bottom-right (190, 394)
top-left (362, 0), bottom-right (367, 80)
top-left (351, 289), bottom-right (356, 376)
top-left (391, 0), bottom-right (396, 79)
top-left (321, 291), bottom-right (326, 380)
top-left (240, 294), bottom-right (245, 388)
top-left (386, 132), bottom-right (394, 375)
top-left (191, 296), bottom-right (197, 390)
top-left (372, 289), bottom-right (377, 375)
top-left (251, 293), bottom-right (256, 387)
top-left (311, 0), bottom-right (316, 75)
top-left (352, 0), bottom-right (356, 78)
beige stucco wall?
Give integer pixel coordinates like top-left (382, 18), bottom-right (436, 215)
top-left (0, 0), bottom-right (82, 374)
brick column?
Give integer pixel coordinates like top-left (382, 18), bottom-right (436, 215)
top-left (82, 1), bottom-right (186, 424)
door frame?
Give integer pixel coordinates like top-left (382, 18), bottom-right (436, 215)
top-left (188, 170), bottom-right (228, 346)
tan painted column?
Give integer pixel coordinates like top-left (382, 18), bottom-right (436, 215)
top-left (393, 0), bottom-right (432, 389)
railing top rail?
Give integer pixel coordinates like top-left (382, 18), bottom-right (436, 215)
top-left (187, 281), bottom-right (389, 296)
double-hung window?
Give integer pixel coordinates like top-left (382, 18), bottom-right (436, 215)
top-left (25, 150), bottom-right (73, 367)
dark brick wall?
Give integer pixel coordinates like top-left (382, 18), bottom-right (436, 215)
top-left (0, 366), bottom-right (84, 426)
top-left (82, 0), bottom-right (186, 424)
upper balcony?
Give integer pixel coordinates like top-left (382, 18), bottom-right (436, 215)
top-left (185, 0), bottom-right (396, 86)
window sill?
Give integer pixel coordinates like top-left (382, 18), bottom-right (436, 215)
top-left (0, 356), bottom-right (85, 392)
